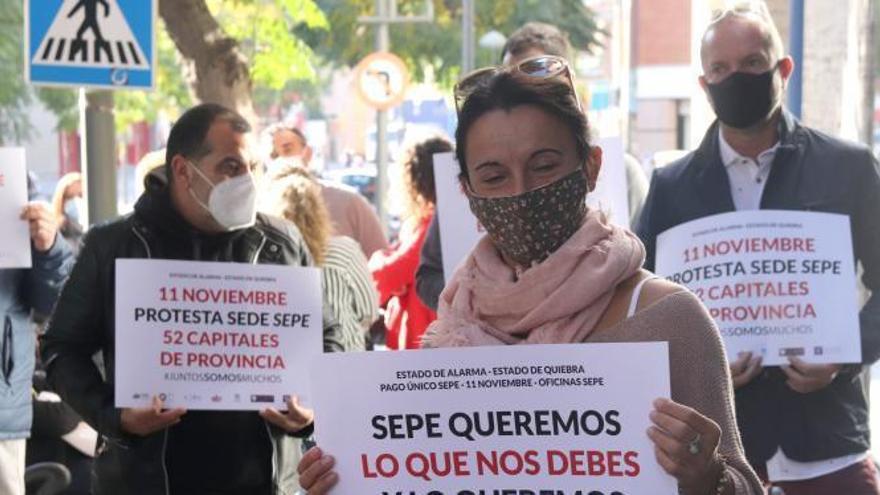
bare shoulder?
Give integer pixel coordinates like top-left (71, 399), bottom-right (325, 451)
top-left (635, 272), bottom-right (689, 312)
top-left (634, 274), bottom-right (720, 344)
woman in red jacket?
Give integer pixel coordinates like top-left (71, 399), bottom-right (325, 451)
top-left (369, 135), bottom-right (453, 349)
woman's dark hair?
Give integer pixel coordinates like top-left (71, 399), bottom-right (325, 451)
top-left (403, 135), bottom-right (453, 219)
top-left (454, 71), bottom-right (590, 183)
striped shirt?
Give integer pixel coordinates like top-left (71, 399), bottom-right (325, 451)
top-left (322, 236), bottom-right (379, 351)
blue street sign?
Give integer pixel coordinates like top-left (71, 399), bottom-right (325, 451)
top-left (25, 0), bottom-right (156, 90)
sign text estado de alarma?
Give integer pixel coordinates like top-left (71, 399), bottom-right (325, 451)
top-left (311, 343), bottom-right (676, 495)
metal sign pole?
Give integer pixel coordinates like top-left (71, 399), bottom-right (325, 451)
top-left (375, 0), bottom-right (391, 229)
top-left (461, 0), bottom-right (475, 75)
top-left (358, 0), bottom-right (433, 231)
top-left (80, 89), bottom-right (118, 226)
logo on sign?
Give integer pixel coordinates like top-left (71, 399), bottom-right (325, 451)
top-left (778, 347), bottom-right (805, 357)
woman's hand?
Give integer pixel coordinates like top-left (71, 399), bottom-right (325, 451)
top-left (647, 398), bottom-right (724, 495)
top-left (298, 446), bottom-right (339, 494)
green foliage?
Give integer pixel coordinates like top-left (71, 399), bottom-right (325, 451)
top-left (36, 88), bottom-right (79, 131)
top-left (113, 0), bottom-right (329, 128)
top-left (114, 22), bottom-right (193, 131)
top-left (4, 0), bottom-right (601, 135)
top-left (31, 20), bottom-right (198, 134)
top-left (0, 0), bottom-right (32, 144)
top-left (299, 0), bottom-right (604, 87)
top-left (253, 74), bottom-right (330, 119)
top-left (207, 0), bottom-right (329, 89)
top-left (504, 0), bottom-right (605, 56)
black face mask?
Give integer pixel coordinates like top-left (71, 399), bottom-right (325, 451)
top-left (707, 66), bottom-right (779, 129)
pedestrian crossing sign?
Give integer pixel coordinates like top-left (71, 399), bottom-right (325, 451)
top-left (25, 0), bottom-right (156, 90)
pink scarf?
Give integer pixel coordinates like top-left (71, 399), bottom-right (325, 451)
top-left (421, 210), bottom-right (645, 348)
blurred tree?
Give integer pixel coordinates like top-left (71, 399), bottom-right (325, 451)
top-left (159, 0), bottom-right (328, 120)
top-left (20, 20), bottom-right (200, 135)
top-left (298, 0), bottom-right (604, 87)
top-left (4, 0), bottom-right (600, 139)
top-left (0, 0), bottom-right (81, 141)
top-left (0, 0), bottom-right (32, 144)
top-left (2, 0), bottom-right (326, 141)
top-left (113, 22), bottom-right (194, 131)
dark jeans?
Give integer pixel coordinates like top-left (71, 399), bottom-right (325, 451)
top-left (757, 458), bottom-right (880, 495)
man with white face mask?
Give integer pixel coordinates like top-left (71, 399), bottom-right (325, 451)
top-left (264, 122), bottom-right (388, 258)
top-left (41, 103), bottom-right (345, 495)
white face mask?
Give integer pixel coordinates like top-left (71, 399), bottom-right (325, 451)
top-left (64, 197), bottom-right (84, 226)
top-left (265, 156), bottom-right (305, 177)
top-left (187, 161), bottom-right (257, 231)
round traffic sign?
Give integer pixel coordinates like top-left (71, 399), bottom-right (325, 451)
top-left (354, 51), bottom-right (409, 110)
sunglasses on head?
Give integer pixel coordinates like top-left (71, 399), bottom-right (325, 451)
top-left (453, 55), bottom-right (582, 115)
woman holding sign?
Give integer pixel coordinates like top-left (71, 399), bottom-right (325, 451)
top-left (299, 57), bottom-right (763, 495)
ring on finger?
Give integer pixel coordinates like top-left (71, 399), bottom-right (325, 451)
top-left (688, 432), bottom-right (702, 455)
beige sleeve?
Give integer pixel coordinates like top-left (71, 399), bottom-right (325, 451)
top-left (665, 292), bottom-right (764, 495)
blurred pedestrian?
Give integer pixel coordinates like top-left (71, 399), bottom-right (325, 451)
top-left (369, 135), bottom-right (452, 349)
top-left (51, 172), bottom-right (84, 252)
top-left (1, 193), bottom-right (73, 495)
top-left (299, 57), bottom-right (763, 495)
top-left (260, 167), bottom-right (379, 352)
top-left (265, 122), bottom-right (388, 258)
top-left (635, 4), bottom-right (880, 493)
top-left (41, 103), bottom-right (344, 495)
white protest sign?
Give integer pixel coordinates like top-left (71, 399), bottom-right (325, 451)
top-left (312, 342), bottom-right (675, 495)
top-left (655, 210), bottom-right (860, 366)
top-left (433, 152), bottom-right (482, 282)
top-left (0, 148), bottom-right (32, 269)
top-left (115, 259), bottom-right (322, 410)
top-left (588, 136), bottom-right (630, 227)
top-left (433, 138), bottom-right (631, 281)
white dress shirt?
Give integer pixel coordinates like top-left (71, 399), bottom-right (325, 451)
top-left (718, 129), bottom-right (777, 210)
top-left (718, 128), bottom-right (869, 481)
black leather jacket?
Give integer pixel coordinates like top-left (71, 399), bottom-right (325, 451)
top-left (41, 184), bottom-right (344, 494)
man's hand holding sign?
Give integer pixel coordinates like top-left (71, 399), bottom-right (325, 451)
top-left (121, 396), bottom-right (187, 437)
top-left (779, 358), bottom-right (841, 394)
top-left (655, 211), bottom-right (861, 396)
top-left (729, 351), bottom-right (763, 389)
top-left (115, 259), bottom-right (322, 433)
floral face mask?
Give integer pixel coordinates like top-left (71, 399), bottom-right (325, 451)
top-left (466, 168), bottom-right (588, 267)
